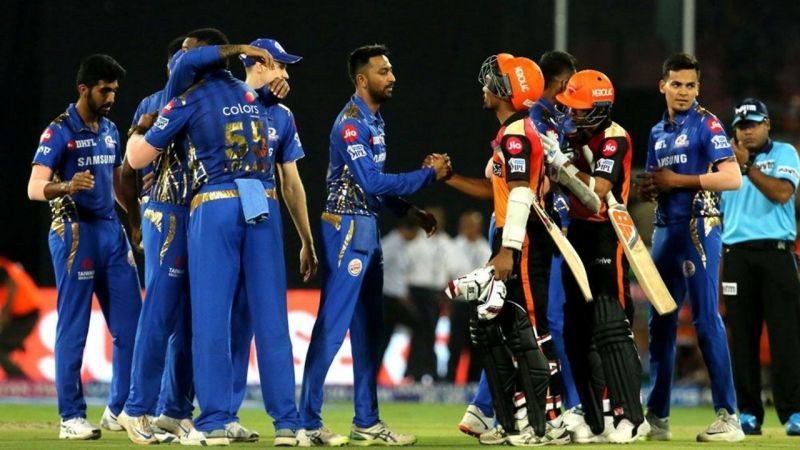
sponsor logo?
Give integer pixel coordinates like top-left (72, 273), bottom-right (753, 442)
top-left (75, 138), bottom-right (96, 149)
top-left (711, 135), bottom-right (730, 149)
top-left (370, 134), bottom-right (386, 146)
top-left (347, 144), bottom-right (367, 160)
top-left (756, 160), bottom-right (774, 171)
top-left (168, 267), bottom-right (185, 278)
top-left (602, 140), bottom-right (618, 157)
top-left (778, 166), bottom-right (800, 178)
top-left (722, 282), bottom-right (737, 296)
top-left (154, 116), bottom-right (169, 130)
top-left (595, 158), bottom-right (615, 173)
top-left (162, 100), bottom-right (176, 114)
top-left (707, 118), bottom-right (724, 132)
top-left (682, 260), bottom-right (695, 277)
top-left (342, 124), bottom-right (358, 143)
top-left (40, 128), bottom-right (52, 142)
top-left (654, 139), bottom-right (666, 151)
top-left (492, 161), bottom-right (503, 177)
top-left (734, 104), bottom-right (757, 115)
top-left (373, 152), bottom-right (386, 163)
top-left (675, 134), bottom-right (689, 148)
top-left (505, 136), bottom-right (524, 155)
top-left (609, 206), bottom-right (638, 247)
top-left (77, 154), bottom-right (116, 167)
top-left (104, 135), bottom-right (116, 149)
top-left (78, 257), bottom-right (94, 281)
top-left (36, 145), bottom-right (51, 155)
top-left (222, 103), bottom-right (260, 116)
top-left (244, 91), bottom-right (256, 103)
top-left (592, 87), bottom-right (613, 97)
top-left (67, 140), bottom-right (76, 151)
top-left (347, 258), bottom-right (363, 276)
top-left (658, 153), bottom-right (688, 167)
top-left (593, 257), bottom-right (612, 265)
top-left (508, 157), bottom-right (526, 173)
top-left (514, 66), bottom-right (529, 92)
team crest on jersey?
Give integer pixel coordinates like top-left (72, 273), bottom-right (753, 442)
top-left (105, 135), bottom-right (116, 149)
top-left (707, 118), bottom-right (723, 132)
top-left (505, 136), bottom-right (524, 155)
top-left (40, 128), bottom-right (52, 143)
top-left (342, 124), bottom-right (358, 143)
top-left (682, 260), bottom-right (695, 277)
top-left (675, 134), bottom-right (689, 148)
top-left (347, 258), bottom-right (363, 276)
top-left (602, 140), bottom-right (618, 157)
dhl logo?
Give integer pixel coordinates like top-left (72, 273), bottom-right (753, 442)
top-left (610, 206), bottom-right (638, 247)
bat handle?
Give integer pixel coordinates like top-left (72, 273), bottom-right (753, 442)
top-left (605, 191), bottom-right (618, 206)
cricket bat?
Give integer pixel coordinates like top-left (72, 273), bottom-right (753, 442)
top-left (606, 192), bottom-right (677, 315)
top-left (531, 197), bottom-right (593, 302)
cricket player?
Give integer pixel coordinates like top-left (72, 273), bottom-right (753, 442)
top-left (546, 69), bottom-right (645, 443)
top-left (127, 28), bottom-right (305, 446)
top-left (27, 54), bottom-right (142, 440)
top-left (637, 53), bottom-right (744, 442)
top-left (299, 44), bottom-right (449, 447)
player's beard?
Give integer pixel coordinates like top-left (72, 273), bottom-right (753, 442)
top-left (88, 95), bottom-right (112, 117)
top-left (368, 81), bottom-right (393, 104)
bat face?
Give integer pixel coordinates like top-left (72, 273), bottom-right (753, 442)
top-left (608, 204), bottom-right (639, 248)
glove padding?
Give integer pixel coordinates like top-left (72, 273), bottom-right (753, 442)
top-left (541, 131), bottom-right (569, 171)
top-left (477, 279), bottom-right (506, 321)
top-left (445, 266), bottom-right (506, 321)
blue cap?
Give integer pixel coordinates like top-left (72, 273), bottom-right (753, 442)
top-left (240, 38), bottom-right (302, 67)
top-left (732, 98), bottom-right (769, 127)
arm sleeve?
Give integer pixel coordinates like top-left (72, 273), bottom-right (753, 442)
top-left (277, 107), bottom-right (305, 163)
top-left (772, 144), bottom-right (800, 190)
top-left (593, 137), bottom-right (628, 183)
top-left (163, 46), bottom-right (222, 100)
top-left (383, 196), bottom-right (412, 216)
top-left (144, 96), bottom-right (195, 151)
top-left (131, 97), bottom-right (149, 128)
top-left (701, 115), bottom-right (735, 164)
top-left (500, 133), bottom-right (534, 184)
top-left (645, 130), bottom-right (656, 171)
top-left (32, 124), bottom-right (66, 170)
top-left (334, 118), bottom-right (435, 196)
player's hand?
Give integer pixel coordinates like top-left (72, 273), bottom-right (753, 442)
top-left (426, 153), bottom-right (451, 180)
top-left (635, 171), bottom-right (660, 201)
top-left (269, 78), bottom-right (290, 99)
top-left (141, 171), bottom-right (155, 192)
top-left (543, 140), bottom-right (569, 170)
top-left (68, 170), bottom-right (94, 194)
top-left (241, 45), bottom-right (274, 69)
top-left (488, 247), bottom-right (514, 281)
top-left (130, 225), bottom-right (143, 253)
top-left (410, 206), bottom-right (437, 237)
top-left (139, 112), bottom-right (158, 131)
top-left (731, 139), bottom-right (749, 165)
top-left (647, 167), bottom-right (678, 190)
top-left (299, 244), bottom-right (318, 282)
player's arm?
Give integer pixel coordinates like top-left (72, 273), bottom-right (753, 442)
top-left (445, 173), bottom-right (493, 200)
top-left (28, 126), bottom-right (94, 201)
top-left (165, 45), bottom-right (272, 99)
top-left (384, 196), bottom-right (438, 236)
top-left (128, 93), bottom-right (194, 169)
top-left (746, 144), bottom-right (799, 204)
top-left (337, 119), bottom-right (440, 196)
top-left (277, 161), bottom-right (317, 282)
top-left (544, 134), bottom-right (602, 212)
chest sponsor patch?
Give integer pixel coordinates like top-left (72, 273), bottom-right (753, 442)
top-left (347, 144), bottom-right (367, 160)
top-left (711, 135), bottom-right (730, 149)
top-left (508, 157), bottom-right (526, 173)
top-left (505, 136), bottom-right (524, 155)
top-left (595, 158), bottom-right (615, 174)
top-left (602, 140), bottom-right (618, 157)
top-left (370, 134), bottom-right (386, 146)
top-left (654, 139), bottom-right (666, 151)
top-left (658, 153), bottom-right (688, 166)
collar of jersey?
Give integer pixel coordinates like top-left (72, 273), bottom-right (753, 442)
top-left (535, 97), bottom-right (557, 116)
top-left (67, 103), bottom-right (107, 135)
top-left (662, 100), bottom-right (698, 128)
top-left (351, 94), bottom-right (383, 126)
top-left (754, 139), bottom-right (774, 156)
top-left (503, 110), bottom-right (529, 127)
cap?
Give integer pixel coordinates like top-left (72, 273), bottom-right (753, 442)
top-left (240, 38), bottom-right (302, 67)
top-left (732, 98), bottom-right (769, 127)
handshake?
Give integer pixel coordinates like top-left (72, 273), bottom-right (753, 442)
top-left (422, 153), bottom-right (453, 181)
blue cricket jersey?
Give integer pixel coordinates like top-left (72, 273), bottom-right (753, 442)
top-left (721, 140), bottom-right (800, 244)
top-left (144, 70), bottom-right (270, 190)
top-left (33, 104), bottom-right (122, 221)
top-left (131, 90), bottom-right (167, 198)
top-left (530, 97), bottom-right (571, 227)
top-left (324, 95), bottom-right (435, 216)
top-left (647, 101), bottom-right (735, 225)
top-left (256, 88), bottom-right (305, 188)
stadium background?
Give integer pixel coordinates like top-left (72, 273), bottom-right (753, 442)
top-left (1, 0), bottom-right (799, 402)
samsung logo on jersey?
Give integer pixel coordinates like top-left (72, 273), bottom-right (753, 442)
top-left (222, 103), bottom-right (260, 116)
top-left (77, 154), bottom-right (115, 167)
top-left (658, 154), bottom-right (688, 166)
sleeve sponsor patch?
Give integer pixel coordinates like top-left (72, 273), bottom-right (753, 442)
top-left (777, 165), bottom-right (800, 179)
top-left (347, 144), bottom-right (367, 160)
top-left (601, 140), bottom-right (618, 157)
top-left (711, 135), bottom-right (730, 149)
top-left (154, 116), bottom-right (170, 130)
top-left (595, 158), bottom-right (615, 173)
top-left (36, 145), bottom-right (51, 155)
top-left (342, 123), bottom-right (359, 143)
top-left (40, 128), bottom-right (53, 143)
top-left (508, 157), bottom-right (526, 173)
top-left (161, 99), bottom-right (176, 114)
top-left (707, 117), bottom-right (724, 133)
top-left (505, 136), bottom-right (524, 155)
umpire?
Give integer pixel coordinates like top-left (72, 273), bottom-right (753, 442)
top-left (720, 98), bottom-right (800, 436)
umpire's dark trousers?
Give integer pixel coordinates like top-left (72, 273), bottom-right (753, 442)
top-left (722, 240), bottom-right (800, 424)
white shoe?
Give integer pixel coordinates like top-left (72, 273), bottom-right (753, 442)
top-left (507, 425), bottom-right (545, 446)
top-left (156, 414), bottom-right (195, 438)
top-left (479, 425), bottom-right (509, 445)
top-left (349, 421), bottom-right (416, 446)
top-left (100, 406), bottom-right (124, 432)
top-left (544, 421), bottom-right (571, 445)
top-left (180, 428), bottom-right (229, 446)
top-left (274, 428), bottom-right (299, 447)
top-left (145, 415), bottom-right (179, 444)
top-left (225, 421), bottom-right (259, 442)
top-left (569, 415), bottom-right (613, 444)
top-left (118, 411), bottom-right (159, 445)
top-left (561, 406), bottom-right (586, 432)
top-left (59, 417), bottom-right (102, 440)
top-left (637, 418), bottom-right (651, 441)
top-left (606, 419), bottom-right (638, 444)
top-left (696, 409), bottom-right (745, 442)
top-left (303, 426), bottom-right (349, 446)
top-left (458, 405), bottom-right (494, 438)
top-left (644, 411), bottom-right (671, 441)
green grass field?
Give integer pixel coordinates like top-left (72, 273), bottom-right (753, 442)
top-left (0, 402), bottom-right (796, 448)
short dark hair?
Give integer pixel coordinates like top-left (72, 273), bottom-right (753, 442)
top-left (539, 51), bottom-right (577, 87)
top-left (185, 28), bottom-right (229, 46)
top-left (348, 44), bottom-right (390, 84)
top-left (662, 53), bottom-right (700, 80)
top-left (76, 54), bottom-right (126, 88)
top-left (167, 36), bottom-right (185, 61)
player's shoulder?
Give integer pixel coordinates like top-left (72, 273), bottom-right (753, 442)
top-left (602, 121), bottom-right (628, 139)
top-left (693, 104), bottom-right (725, 128)
top-left (43, 112), bottom-right (72, 138)
top-left (502, 116), bottom-right (528, 137)
top-left (340, 99), bottom-right (365, 122)
top-left (272, 102), bottom-right (294, 118)
top-left (771, 140), bottom-right (799, 158)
